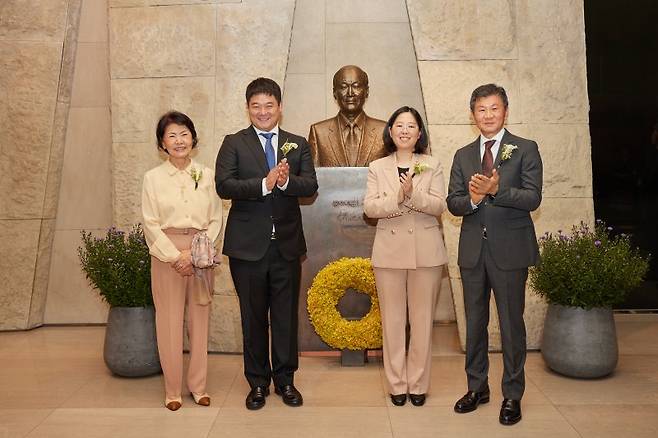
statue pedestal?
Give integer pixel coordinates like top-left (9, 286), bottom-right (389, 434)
top-left (340, 349), bottom-right (367, 367)
top-left (299, 168), bottom-right (376, 351)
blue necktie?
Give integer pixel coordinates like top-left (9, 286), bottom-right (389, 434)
top-left (259, 132), bottom-right (276, 170)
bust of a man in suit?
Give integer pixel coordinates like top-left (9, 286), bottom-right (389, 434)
top-left (308, 65), bottom-right (387, 167)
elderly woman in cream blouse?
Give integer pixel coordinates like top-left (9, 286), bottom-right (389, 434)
top-left (364, 106), bottom-right (448, 407)
top-left (142, 111), bottom-right (222, 411)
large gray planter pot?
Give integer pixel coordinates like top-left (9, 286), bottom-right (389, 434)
top-left (542, 303), bottom-right (618, 378)
top-left (104, 306), bottom-right (161, 377)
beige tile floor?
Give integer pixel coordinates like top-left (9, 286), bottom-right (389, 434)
top-left (1, 315), bottom-right (657, 438)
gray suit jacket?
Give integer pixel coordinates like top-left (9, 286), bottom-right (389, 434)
top-left (447, 130), bottom-right (542, 270)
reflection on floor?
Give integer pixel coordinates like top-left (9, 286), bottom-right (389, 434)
top-left (1, 315), bottom-right (657, 437)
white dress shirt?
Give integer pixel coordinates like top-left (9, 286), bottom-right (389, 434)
top-left (470, 128), bottom-right (507, 210)
top-left (252, 125), bottom-right (289, 195)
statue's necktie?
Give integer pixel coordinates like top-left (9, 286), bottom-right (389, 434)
top-left (259, 132), bottom-right (276, 170)
top-left (482, 139), bottom-right (495, 177)
top-left (345, 122), bottom-right (359, 166)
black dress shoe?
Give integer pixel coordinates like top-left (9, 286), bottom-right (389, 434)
top-left (275, 384), bottom-right (303, 407)
top-left (453, 387), bottom-right (490, 413)
top-left (390, 394), bottom-right (407, 406)
top-left (499, 399), bottom-right (521, 425)
top-left (246, 386), bottom-right (269, 410)
top-left (409, 393), bottom-right (426, 406)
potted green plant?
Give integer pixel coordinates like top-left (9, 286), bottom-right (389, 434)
top-left (78, 225), bottom-right (160, 377)
top-left (530, 220), bottom-right (650, 378)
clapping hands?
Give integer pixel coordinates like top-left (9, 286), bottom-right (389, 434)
top-left (469, 169), bottom-right (499, 204)
top-left (265, 158), bottom-right (290, 191)
top-left (400, 171), bottom-right (413, 197)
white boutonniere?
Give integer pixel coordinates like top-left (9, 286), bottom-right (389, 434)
top-left (500, 144), bottom-right (518, 162)
top-left (281, 140), bottom-right (298, 156)
top-left (413, 162), bottom-right (430, 175)
top-left (190, 168), bottom-right (202, 190)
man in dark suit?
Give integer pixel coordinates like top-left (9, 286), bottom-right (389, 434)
top-left (215, 77), bottom-right (318, 410)
top-left (308, 65), bottom-right (387, 167)
top-left (447, 84), bottom-right (542, 425)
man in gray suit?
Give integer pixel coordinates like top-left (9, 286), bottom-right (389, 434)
top-left (447, 84), bottom-right (542, 426)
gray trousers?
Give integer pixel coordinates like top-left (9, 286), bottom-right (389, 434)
top-left (460, 239), bottom-right (527, 400)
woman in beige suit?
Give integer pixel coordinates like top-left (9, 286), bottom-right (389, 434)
top-left (364, 106), bottom-right (448, 407)
top-left (142, 111), bottom-right (223, 411)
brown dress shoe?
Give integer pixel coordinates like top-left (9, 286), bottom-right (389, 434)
top-left (165, 400), bottom-right (182, 411)
top-left (192, 393), bottom-right (211, 406)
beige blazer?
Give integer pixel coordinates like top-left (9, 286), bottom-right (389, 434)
top-left (364, 153), bottom-right (448, 269)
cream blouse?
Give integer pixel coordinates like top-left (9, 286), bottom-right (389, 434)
top-left (141, 159), bottom-right (223, 263)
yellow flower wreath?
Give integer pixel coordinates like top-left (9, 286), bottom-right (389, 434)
top-left (307, 257), bottom-right (382, 350)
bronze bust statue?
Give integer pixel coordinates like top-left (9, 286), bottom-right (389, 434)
top-left (308, 65), bottom-right (387, 167)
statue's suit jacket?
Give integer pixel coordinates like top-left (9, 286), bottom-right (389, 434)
top-left (308, 113), bottom-right (387, 167)
top-left (364, 153), bottom-right (448, 269)
top-left (447, 130), bottom-right (542, 270)
top-left (215, 126), bottom-right (318, 262)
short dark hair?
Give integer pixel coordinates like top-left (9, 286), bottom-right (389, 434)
top-left (155, 110), bottom-right (198, 153)
top-left (469, 83), bottom-right (509, 112)
top-left (245, 77), bottom-right (282, 104)
top-left (382, 106), bottom-right (429, 154)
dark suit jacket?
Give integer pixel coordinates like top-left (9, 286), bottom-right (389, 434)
top-left (447, 130), bottom-right (542, 270)
top-left (308, 113), bottom-right (387, 167)
top-left (215, 126), bottom-right (318, 262)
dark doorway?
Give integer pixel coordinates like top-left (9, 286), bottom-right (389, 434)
top-left (585, 0), bottom-right (658, 310)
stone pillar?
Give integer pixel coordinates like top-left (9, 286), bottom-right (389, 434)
top-left (45, 0), bottom-right (114, 324)
top-left (108, 0), bottom-right (295, 352)
top-left (0, 0), bottom-right (82, 330)
top-left (408, 0), bottom-right (594, 350)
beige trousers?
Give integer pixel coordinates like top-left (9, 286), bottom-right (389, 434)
top-left (374, 266), bottom-right (442, 395)
top-left (151, 229), bottom-right (212, 403)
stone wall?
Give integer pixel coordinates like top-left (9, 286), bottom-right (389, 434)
top-left (3, 1), bottom-right (593, 355)
top-left (408, 0), bottom-right (594, 350)
top-left (109, 0), bottom-right (295, 352)
top-left (45, 0), bottom-right (114, 324)
top-left (0, 0), bottom-right (82, 330)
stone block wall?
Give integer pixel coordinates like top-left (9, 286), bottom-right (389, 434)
top-left (45, 0), bottom-right (114, 324)
top-left (408, 0), bottom-right (594, 350)
top-left (0, 0), bottom-right (82, 330)
top-left (109, 0), bottom-right (295, 352)
top-left (2, 1), bottom-right (593, 355)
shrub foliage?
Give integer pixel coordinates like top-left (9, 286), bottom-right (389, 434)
top-left (78, 225), bottom-right (153, 307)
top-left (530, 221), bottom-right (650, 309)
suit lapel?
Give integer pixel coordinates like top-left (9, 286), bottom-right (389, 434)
top-left (277, 129), bottom-right (286, 162)
top-left (383, 154), bottom-right (399, 190)
top-left (468, 138), bottom-right (481, 175)
top-left (243, 126), bottom-right (269, 175)
top-left (411, 154), bottom-right (430, 187)
top-left (493, 130), bottom-right (513, 169)
top-left (327, 117), bottom-right (348, 165)
top-left (278, 129), bottom-right (294, 162)
top-left (356, 117), bottom-right (377, 166)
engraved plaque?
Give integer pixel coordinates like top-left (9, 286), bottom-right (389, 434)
top-left (299, 167), bottom-right (377, 351)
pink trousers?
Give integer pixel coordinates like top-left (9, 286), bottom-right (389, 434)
top-left (150, 229), bottom-right (212, 403)
top-left (374, 266), bottom-right (442, 395)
